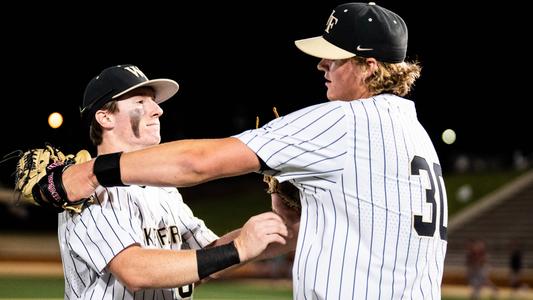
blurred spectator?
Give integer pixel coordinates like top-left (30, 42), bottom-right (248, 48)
top-left (509, 240), bottom-right (523, 288)
top-left (509, 239), bottom-right (529, 299)
top-left (466, 239), bottom-right (498, 300)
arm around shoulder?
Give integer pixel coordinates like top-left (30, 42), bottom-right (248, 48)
top-left (62, 137), bottom-right (260, 202)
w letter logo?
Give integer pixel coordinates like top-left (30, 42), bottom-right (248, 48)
top-left (124, 66), bottom-right (147, 79)
top-left (325, 10), bottom-right (338, 33)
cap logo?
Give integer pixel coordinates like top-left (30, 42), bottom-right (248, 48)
top-left (356, 45), bottom-right (374, 51)
top-left (124, 65), bottom-right (147, 80)
top-left (325, 10), bottom-right (338, 33)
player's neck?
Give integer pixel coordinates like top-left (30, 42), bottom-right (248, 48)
top-left (97, 140), bottom-right (136, 155)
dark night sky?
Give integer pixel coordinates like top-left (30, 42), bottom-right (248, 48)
top-left (0, 1), bottom-right (530, 186)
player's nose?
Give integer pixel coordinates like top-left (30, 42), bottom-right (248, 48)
top-left (317, 59), bottom-right (330, 72)
top-left (149, 99), bottom-right (164, 117)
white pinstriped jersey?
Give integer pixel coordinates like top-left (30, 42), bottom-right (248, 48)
top-left (235, 94), bottom-right (448, 300)
top-left (58, 186), bottom-right (218, 300)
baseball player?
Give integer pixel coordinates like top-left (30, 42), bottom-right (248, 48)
top-left (58, 64), bottom-right (293, 299)
top-left (41, 3), bottom-right (447, 299)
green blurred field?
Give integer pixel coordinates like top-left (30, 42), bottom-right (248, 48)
top-left (0, 277), bottom-right (294, 299)
top-left (0, 277), bottom-right (486, 299)
top-left (443, 169), bottom-right (526, 216)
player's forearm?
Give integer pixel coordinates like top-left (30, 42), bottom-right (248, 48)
top-left (110, 246), bottom-right (200, 291)
top-left (121, 138), bottom-right (259, 187)
top-left (63, 137), bottom-right (260, 201)
top-left (110, 241), bottom-right (243, 291)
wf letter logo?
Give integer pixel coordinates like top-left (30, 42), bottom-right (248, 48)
top-left (124, 66), bottom-right (147, 79)
top-left (325, 10), bottom-right (338, 33)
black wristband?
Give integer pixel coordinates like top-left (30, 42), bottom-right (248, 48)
top-left (93, 152), bottom-right (127, 187)
top-left (196, 241), bottom-right (241, 279)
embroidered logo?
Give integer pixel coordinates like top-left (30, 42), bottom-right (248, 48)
top-left (325, 10), bottom-right (338, 33)
top-left (356, 45), bottom-right (374, 51)
top-left (124, 65), bottom-right (147, 79)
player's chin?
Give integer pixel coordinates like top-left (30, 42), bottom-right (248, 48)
top-left (152, 136), bottom-right (162, 145)
top-left (326, 90), bottom-right (337, 101)
top-left (143, 127), bottom-right (161, 139)
top-left (141, 134), bottom-right (161, 146)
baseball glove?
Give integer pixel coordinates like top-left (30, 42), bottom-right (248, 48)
top-left (15, 145), bottom-right (92, 213)
top-left (264, 175), bottom-right (301, 210)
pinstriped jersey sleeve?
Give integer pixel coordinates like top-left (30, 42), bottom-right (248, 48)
top-left (65, 187), bottom-right (141, 274)
top-left (234, 101), bottom-right (349, 189)
top-left (177, 202), bottom-right (218, 249)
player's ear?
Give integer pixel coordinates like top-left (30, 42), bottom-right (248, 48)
top-left (364, 58), bottom-right (378, 74)
top-left (94, 110), bottom-right (114, 128)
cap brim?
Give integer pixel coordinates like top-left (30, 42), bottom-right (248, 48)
top-left (295, 36), bottom-right (356, 59)
top-left (112, 79), bottom-right (179, 104)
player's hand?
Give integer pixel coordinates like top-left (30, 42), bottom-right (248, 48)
top-left (233, 212), bottom-right (289, 262)
top-left (62, 160), bottom-right (99, 202)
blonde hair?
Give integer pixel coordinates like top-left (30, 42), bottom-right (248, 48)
top-left (354, 57), bottom-right (421, 97)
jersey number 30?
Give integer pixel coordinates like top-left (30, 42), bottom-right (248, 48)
top-left (411, 155), bottom-right (447, 241)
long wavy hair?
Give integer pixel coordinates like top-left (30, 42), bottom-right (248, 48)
top-left (354, 56), bottom-right (421, 97)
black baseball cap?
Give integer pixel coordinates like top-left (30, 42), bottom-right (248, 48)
top-left (81, 64), bottom-right (179, 124)
top-left (295, 2), bottom-right (407, 63)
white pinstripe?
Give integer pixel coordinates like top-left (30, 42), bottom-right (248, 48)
top-left (235, 94), bottom-right (447, 299)
top-left (58, 186), bottom-right (218, 300)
